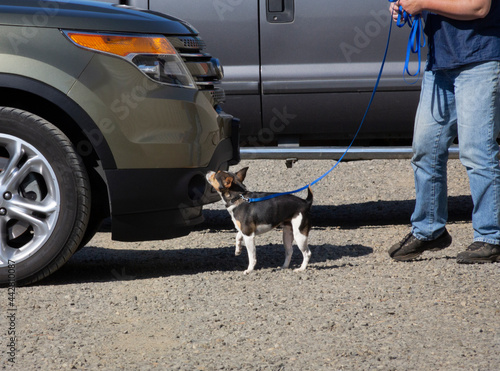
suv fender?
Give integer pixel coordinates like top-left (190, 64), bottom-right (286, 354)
top-left (0, 73), bottom-right (116, 169)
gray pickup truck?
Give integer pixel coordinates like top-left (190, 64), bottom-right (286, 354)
top-left (105, 0), bottom-right (427, 160)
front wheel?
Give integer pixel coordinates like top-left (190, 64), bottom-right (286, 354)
top-left (0, 107), bottom-right (90, 285)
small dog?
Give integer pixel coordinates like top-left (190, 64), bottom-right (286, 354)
top-left (206, 167), bottom-right (313, 274)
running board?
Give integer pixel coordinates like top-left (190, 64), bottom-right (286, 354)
top-left (240, 146), bottom-right (460, 160)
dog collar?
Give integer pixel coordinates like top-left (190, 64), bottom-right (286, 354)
top-left (225, 193), bottom-right (249, 207)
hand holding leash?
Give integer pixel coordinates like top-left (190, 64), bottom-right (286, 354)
top-left (389, 0), bottom-right (426, 78)
top-left (389, 1), bottom-right (413, 27)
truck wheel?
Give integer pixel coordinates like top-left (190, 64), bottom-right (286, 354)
top-left (0, 107), bottom-right (90, 286)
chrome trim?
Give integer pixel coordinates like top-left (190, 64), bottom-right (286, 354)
top-left (240, 146), bottom-right (461, 160)
top-left (179, 52), bottom-right (209, 58)
top-left (211, 57), bottom-right (224, 79)
top-left (195, 81), bottom-right (220, 86)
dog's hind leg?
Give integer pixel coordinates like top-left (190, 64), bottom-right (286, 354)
top-left (292, 213), bottom-right (311, 272)
top-left (242, 234), bottom-right (257, 274)
top-left (281, 223), bottom-right (293, 269)
top-left (235, 231), bottom-right (244, 256)
top-left (294, 235), bottom-right (311, 272)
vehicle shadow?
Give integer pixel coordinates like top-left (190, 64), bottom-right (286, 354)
top-left (37, 243), bottom-right (372, 286)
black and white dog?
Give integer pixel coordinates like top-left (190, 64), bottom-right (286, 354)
top-left (206, 167), bottom-right (313, 274)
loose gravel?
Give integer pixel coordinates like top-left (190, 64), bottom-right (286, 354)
top-left (3, 159), bottom-right (500, 370)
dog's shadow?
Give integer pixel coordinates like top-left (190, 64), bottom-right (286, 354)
top-left (37, 242), bottom-right (370, 286)
top-left (253, 242), bottom-right (372, 269)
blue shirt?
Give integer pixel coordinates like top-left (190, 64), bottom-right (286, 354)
top-left (424, 1), bottom-right (500, 70)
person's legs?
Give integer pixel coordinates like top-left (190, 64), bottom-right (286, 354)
top-left (455, 61), bottom-right (500, 264)
top-left (454, 61), bottom-right (500, 245)
top-left (390, 61), bottom-right (500, 263)
top-left (389, 68), bottom-right (456, 260)
top-left (410, 69), bottom-right (457, 240)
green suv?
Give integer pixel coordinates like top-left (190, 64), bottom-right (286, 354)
top-left (0, 0), bottom-right (239, 285)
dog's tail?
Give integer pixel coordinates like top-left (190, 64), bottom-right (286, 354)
top-left (305, 186), bottom-right (313, 209)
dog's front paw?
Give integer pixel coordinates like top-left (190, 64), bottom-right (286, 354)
top-left (243, 269), bottom-right (253, 275)
top-left (293, 266), bottom-right (307, 272)
top-left (235, 247), bottom-right (242, 256)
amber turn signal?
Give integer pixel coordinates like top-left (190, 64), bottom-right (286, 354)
top-left (65, 32), bottom-right (176, 57)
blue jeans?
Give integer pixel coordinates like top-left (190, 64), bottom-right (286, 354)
top-left (411, 61), bottom-right (500, 245)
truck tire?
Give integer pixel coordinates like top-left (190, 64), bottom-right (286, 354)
top-left (0, 107), bottom-right (90, 286)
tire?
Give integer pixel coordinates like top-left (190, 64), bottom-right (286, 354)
top-left (76, 167), bottom-right (109, 251)
top-left (0, 107), bottom-right (91, 286)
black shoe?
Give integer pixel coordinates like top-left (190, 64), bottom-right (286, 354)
top-left (456, 242), bottom-right (500, 264)
top-left (389, 229), bottom-right (452, 261)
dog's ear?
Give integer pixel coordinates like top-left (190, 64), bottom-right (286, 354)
top-left (222, 175), bottom-right (233, 189)
top-left (235, 167), bottom-right (249, 182)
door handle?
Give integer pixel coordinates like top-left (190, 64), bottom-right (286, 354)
top-left (266, 0), bottom-right (294, 23)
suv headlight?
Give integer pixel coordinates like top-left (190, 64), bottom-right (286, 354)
top-left (63, 31), bottom-right (196, 89)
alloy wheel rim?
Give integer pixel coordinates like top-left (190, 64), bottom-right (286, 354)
top-left (0, 134), bottom-right (61, 267)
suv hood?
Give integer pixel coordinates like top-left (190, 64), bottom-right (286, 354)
top-left (0, 0), bottom-right (197, 35)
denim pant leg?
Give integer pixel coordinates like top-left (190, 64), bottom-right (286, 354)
top-left (411, 69), bottom-right (457, 240)
top-left (455, 61), bottom-right (500, 245)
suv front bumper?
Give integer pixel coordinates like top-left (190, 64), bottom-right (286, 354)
top-left (106, 116), bottom-right (239, 241)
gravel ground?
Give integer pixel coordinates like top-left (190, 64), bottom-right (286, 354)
top-left (3, 159), bottom-right (500, 370)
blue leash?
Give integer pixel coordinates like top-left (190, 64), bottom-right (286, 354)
top-left (389, 0), bottom-right (426, 77)
top-left (243, 2), bottom-right (422, 203)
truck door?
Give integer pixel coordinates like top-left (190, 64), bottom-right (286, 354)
top-left (259, 0), bottom-right (422, 146)
top-left (148, 0), bottom-right (262, 139)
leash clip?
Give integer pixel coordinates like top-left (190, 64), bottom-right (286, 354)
top-left (240, 194), bottom-right (251, 203)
